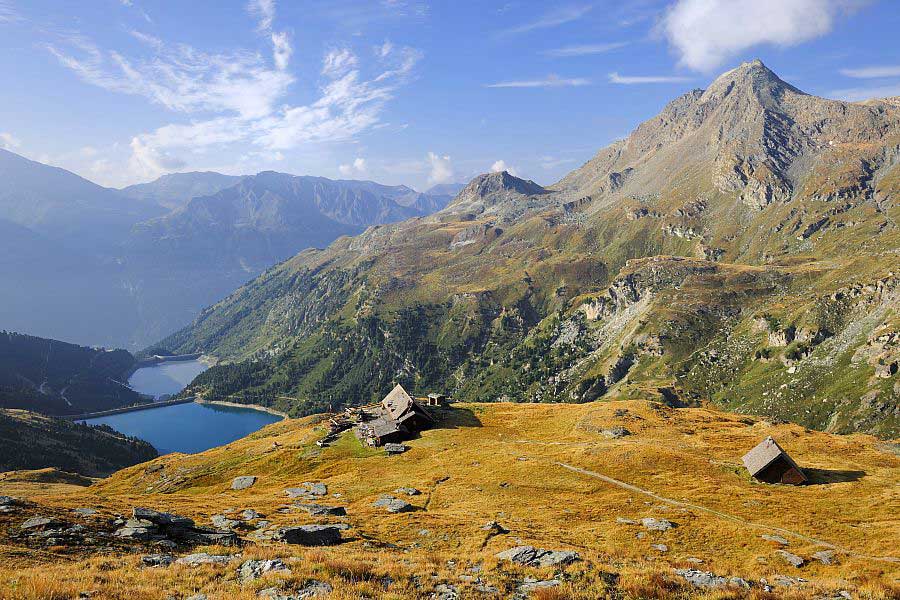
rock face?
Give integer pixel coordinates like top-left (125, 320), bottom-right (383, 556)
top-left (495, 546), bottom-right (580, 568)
top-left (231, 476), bottom-right (257, 490)
top-left (274, 525), bottom-right (342, 546)
top-left (372, 495), bottom-right (414, 514)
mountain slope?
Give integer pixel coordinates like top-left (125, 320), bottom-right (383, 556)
top-left (119, 171), bottom-right (243, 211)
top-left (158, 61), bottom-right (899, 437)
top-left (0, 409), bottom-right (157, 476)
top-left (0, 331), bottom-right (141, 415)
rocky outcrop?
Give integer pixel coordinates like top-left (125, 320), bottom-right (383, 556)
top-left (495, 546), bottom-right (580, 568)
top-left (274, 525), bottom-right (343, 546)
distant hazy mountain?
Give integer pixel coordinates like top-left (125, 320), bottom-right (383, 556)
top-left (424, 182), bottom-right (466, 197)
top-left (0, 149), bottom-right (164, 251)
top-left (0, 154), bottom-right (451, 348)
top-left (119, 171), bottom-right (243, 211)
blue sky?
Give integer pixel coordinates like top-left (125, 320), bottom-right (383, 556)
top-left (1, 0), bottom-right (898, 190)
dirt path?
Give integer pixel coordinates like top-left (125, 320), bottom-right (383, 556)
top-left (555, 462), bottom-right (899, 564)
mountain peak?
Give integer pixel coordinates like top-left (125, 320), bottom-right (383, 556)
top-left (702, 58), bottom-right (804, 103)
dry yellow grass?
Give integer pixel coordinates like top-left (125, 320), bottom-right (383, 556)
top-left (1, 401), bottom-right (898, 599)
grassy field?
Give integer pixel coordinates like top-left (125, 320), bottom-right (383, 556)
top-left (1, 401), bottom-right (897, 599)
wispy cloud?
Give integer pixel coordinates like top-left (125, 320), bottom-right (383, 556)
top-left (542, 42), bottom-right (628, 57)
top-left (0, 0), bottom-right (22, 23)
top-left (501, 4), bottom-right (592, 36)
top-left (49, 15), bottom-right (421, 181)
top-left (829, 83), bottom-right (900, 102)
top-left (247, 0), bottom-right (275, 32)
top-left (608, 72), bottom-right (691, 84)
top-left (490, 159), bottom-right (518, 176)
top-left (839, 65), bottom-right (900, 78)
top-left (339, 157), bottom-right (368, 176)
top-left (486, 74), bottom-right (590, 88)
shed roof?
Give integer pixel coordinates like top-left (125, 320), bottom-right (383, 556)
top-left (742, 436), bottom-right (801, 476)
top-left (369, 416), bottom-right (402, 438)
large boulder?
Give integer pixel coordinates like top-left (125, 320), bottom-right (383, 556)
top-left (641, 517), bottom-right (674, 531)
top-left (675, 569), bottom-right (750, 589)
top-left (20, 516), bottom-right (65, 531)
top-left (231, 476), bottom-right (258, 490)
top-left (296, 504), bottom-right (346, 517)
top-left (274, 525), bottom-right (342, 546)
top-left (175, 552), bottom-right (239, 566)
top-left (495, 546), bottom-right (580, 568)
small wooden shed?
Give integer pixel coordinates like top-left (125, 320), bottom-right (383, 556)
top-left (742, 436), bottom-right (807, 485)
top-left (425, 393), bottom-right (447, 407)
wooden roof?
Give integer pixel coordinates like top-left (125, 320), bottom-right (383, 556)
top-left (741, 436), bottom-right (802, 476)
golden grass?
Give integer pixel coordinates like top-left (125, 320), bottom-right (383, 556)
top-left (1, 401), bottom-right (898, 599)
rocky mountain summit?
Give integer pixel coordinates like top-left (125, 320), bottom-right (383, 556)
top-left (158, 60), bottom-right (899, 436)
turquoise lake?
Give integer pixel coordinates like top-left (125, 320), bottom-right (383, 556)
top-left (82, 359), bottom-right (282, 454)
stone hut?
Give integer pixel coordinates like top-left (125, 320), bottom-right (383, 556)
top-left (382, 384), bottom-right (435, 432)
top-left (742, 437), bottom-right (807, 485)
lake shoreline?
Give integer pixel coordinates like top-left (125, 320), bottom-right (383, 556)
top-left (197, 399), bottom-right (289, 419)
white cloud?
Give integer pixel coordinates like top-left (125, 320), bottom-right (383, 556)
top-left (608, 72), bottom-right (691, 85)
top-left (490, 159), bottom-right (519, 177)
top-left (840, 65), bottom-right (900, 78)
top-left (828, 83), bottom-right (900, 102)
top-left (662, 0), bottom-right (860, 72)
top-left (271, 32), bottom-right (292, 71)
top-left (486, 74), bottom-right (590, 88)
top-left (427, 152), bottom-right (453, 185)
top-left (503, 5), bottom-right (592, 35)
top-left (247, 0), bottom-right (275, 32)
top-left (0, 131), bottom-right (21, 150)
top-left (542, 42), bottom-right (628, 57)
top-left (339, 157), bottom-right (368, 176)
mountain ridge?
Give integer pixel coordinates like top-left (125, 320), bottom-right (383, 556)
top-left (157, 60), bottom-right (900, 437)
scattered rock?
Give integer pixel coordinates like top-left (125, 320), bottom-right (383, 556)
top-left (186, 595), bottom-right (207, 600)
top-left (518, 577), bottom-right (560, 594)
top-left (651, 544), bottom-right (668, 552)
top-left (641, 518), bottom-right (673, 531)
top-left (761, 534), bottom-right (789, 545)
top-left (296, 504), bottom-right (346, 517)
top-left (601, 427), bottom-right (631, 439)
top-left (73, 508), bottom-right (97, 517)
top-left (372, 495), bottom-right (414, 513)
top-left (242, 509), bottom-right (263, 520)
top-left (481, 521), bottom-right (509, 534)
top-left (133, 507), bottom-right (194, 528)
top-left (431, 583), bottom-right (459, 600)
top-left (394, 487), bottom-right (421, 496)
top-left (141, 553), bottom-right (175, 567)
top-left (177, 529), bottom-right (239, 546)
top-left (496, 546), bottom-right (580, 568)
top-left (274, 525), bottom-right (343, 546)
top-left (616, 517), bottom-right (637, 525)
top-left (21, 517), bottom-right (65, 530)
top-left (175, 553), bottom-right (239, 566)
top-left (239, 559), bottom-right (291, 582)
top-left (383, 443), bottom-right (408, 455)
top-left (285, 483), bottom-right (327, 498)
top-left (812, 550), bottom-right (837, 565)
top-left (212, 514), bottom-right (242, 529)
top-left (775, 550), bottom-right (805, 567)
top-left (231, 476), bottom-right (257, 490)
top-left (675, 569), bottom-right (750, 590)
top-left (258, 581), bottom-right (332, 599)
